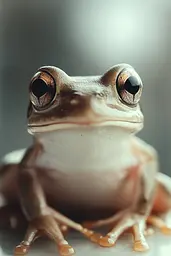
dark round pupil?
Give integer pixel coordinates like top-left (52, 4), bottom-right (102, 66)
top-left (32, 79), bottom-right (49, 98)
top-left (124, 76), bottom-right (140, 95)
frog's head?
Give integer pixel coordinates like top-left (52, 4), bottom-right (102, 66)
top-left (27, 64), bottom-right (144, 135)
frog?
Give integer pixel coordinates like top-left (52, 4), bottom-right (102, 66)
top-left (0, 63), bottom-right (171, 256)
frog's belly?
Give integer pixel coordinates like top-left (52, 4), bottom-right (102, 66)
top-left (39, 167), bottom-right (138, 220)
top-left (36, 128), bottom-right (139, 219)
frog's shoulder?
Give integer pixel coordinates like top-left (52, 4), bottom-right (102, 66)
top-left (131, 136), bottom-right (158, 159)
top-left (1, 149), bottom-right (26, 164)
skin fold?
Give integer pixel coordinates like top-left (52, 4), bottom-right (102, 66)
top-left (0, 63), bottom-right (171, 256)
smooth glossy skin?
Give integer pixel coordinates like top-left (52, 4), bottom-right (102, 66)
top-left (0, 64), bottom-right (171, 256)
top-left (28, 64), bottom-right (143, 134)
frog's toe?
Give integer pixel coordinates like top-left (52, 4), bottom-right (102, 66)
top-left (98, 235), bottom-right (115, 247)
top-left (133, 239), bottom-right (149, 252)
top-left (58, 243), bottom-right (75, 256)
top-left (147, 215), bottom-right (171, 235)
top-left (132, 223), bottom-right (149, 251)
top-left (14, 243), bottom-right (30, 255)
top-left (144, 227), bottom-right (155, 236)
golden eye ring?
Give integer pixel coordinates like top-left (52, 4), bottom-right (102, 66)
top-left (116, 68), bottom-right (143, 106)
top-left (29, 71), bottom-right (56, 110)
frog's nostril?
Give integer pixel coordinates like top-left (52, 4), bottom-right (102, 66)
top-left (70, 99), bottom-right (79, 105)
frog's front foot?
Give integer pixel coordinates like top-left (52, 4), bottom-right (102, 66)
top-left (14, 215), bottom-right (74, 256)
top-left (83, 212), bottom-right (150, 252)
top-left (14, 207), bottom-right (92, 256)
top-left (83, 211), bottom-right (171, 252)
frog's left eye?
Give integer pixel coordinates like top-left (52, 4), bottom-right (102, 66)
top-left (116, 68), bottom-right (143, 106)
top-left (30, 71), bottom-right (56, 110)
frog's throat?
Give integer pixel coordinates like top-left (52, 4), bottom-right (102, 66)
top-left (35, 126), bottom-right (138, 173)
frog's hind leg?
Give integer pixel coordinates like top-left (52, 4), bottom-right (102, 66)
top-left (0, 163), bottom-right (19, 202)
top-left (147, 172), bottom-right (171, 234)
top-left (0, 163), bottom-right (26, 229)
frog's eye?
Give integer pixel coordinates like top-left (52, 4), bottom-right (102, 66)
top-left (116, 68), bottom-right (143, 106)
top-left (30, 71), bottom-right (56, 110)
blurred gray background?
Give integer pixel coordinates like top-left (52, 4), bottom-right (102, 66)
top-left (0, 0), bottom-right (170, 175)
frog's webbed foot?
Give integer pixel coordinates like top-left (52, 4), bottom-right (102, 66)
top-left (14, 215), bottom-right (74, 256)
top-left (82, 213), bottom-right (171, 252)
top-left (83, 212), bottom-right (149, 252)
top-left (82, 211), bottom-right (171, 252)
top-left (14, 207), bottom-right (92, 256)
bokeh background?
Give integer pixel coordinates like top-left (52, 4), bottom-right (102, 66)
top-left (0, 0), bottom-right (170, 175)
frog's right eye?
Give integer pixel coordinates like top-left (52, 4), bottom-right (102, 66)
top-left (30, 71), bottom-right (56, 110)
top-left (116, 67), bottom-right (143, 106)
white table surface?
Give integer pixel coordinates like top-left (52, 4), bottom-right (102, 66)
top-left (0, 229), bottom-right (171, 256)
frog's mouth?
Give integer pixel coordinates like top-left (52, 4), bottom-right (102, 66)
top-left (28, 119), bottom-right (143, 135)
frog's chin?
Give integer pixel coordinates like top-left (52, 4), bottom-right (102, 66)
top-left (28, 120), bottom-right (143, 135)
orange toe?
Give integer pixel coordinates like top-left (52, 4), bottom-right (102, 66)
top-left (14, 244), bottom-right (30, 255)
top-left (98, 236), bottom-right (115, 247)
top-left (133, 240), bottom-right (149, 252)
top-left (161, 226), bottom-right (171, 235)
top-left (58, 244), bottom-right (75, 256)
top-left (90, 233), bottom-right (102, 243)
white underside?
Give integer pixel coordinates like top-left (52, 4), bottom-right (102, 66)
top-left (1, 127), bottom-right (139, 208)
top-left (36, 126), bottom-right (137, 173)
top-left (2, 128), bottom-right (171, 209)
